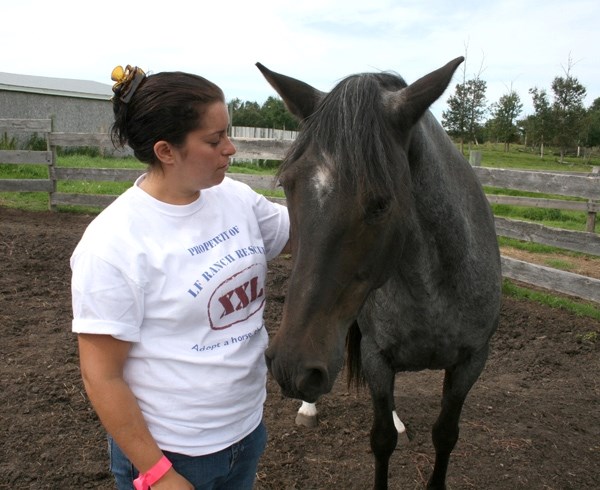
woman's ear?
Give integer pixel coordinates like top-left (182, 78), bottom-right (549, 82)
top-left (153, 140), bottom-right (176, 165)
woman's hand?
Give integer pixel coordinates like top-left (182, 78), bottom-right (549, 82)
top-left (151, 467), bottom-right (194, 489)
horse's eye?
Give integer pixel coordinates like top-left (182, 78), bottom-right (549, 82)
top-left (365, 198), bottom-right (390, 222)
top-left (278, 172), bottom-right (295, 194)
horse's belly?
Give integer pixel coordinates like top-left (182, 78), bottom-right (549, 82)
top-left (392, 339), bottom-right (465, 371)
top-left (387, 336), bottom-right (462, 371)
top-left (360, 275), bottom-right (500, 370)
top-left (363, 309), bottom-right (495, 371)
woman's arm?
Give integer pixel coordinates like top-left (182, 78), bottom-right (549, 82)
top-left (77, 334), bottom-right (192, 489)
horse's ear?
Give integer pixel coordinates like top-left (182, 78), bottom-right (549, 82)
top-left (388, 57), bottom-right (464, 127)
top-left (256, 63), bottom-right (325, 120)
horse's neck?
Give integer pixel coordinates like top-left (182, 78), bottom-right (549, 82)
top-left (376, 113), bottom-right (500, 310)
top-left (395, 114), bottom-right (479, 284)
top-left (408, 113), bottom-right (462, 178)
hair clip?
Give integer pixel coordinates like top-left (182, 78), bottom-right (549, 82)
top-left (111, 65), bottom-right (146, 103)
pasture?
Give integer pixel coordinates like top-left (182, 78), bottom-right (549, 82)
top-left (1, 207), bottom-right (599, 489)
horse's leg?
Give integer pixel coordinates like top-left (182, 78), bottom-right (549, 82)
top-left (296, 400), bottom-right (405, 436)
top-left (427, 345), bottom-right (490, 490)
top-left (362, 342), bottom-right (397, 490)
top-left (295, 401), bottom-right (318, 427)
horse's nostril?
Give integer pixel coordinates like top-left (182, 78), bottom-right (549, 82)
top-left (297, 365), bottom-right (329, 396)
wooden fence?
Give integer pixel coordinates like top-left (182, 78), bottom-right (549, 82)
top-left (1, 118), bottom-right (599, 303)
top-left (230, 126), bottom-right (298, 141)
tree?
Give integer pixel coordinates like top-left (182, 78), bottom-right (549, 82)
top-left (584, 97), bottom-right (600, 147)
top-left (230, 100), bottom-right (263, 127)
top-left (550, 58), bottom-right (587, 162)
top-left (228, 97), bottom-right (243, 113)
top-left (488, 89), bottom-right (523, 151)
top-left (229, 97), bottom-right (300, 131)
top-left (526, 87), bottom-right (553, 158)
top-left (442, 52), bottom-right (487, 152)
top-left (260, 97), bottom-right (299, 131)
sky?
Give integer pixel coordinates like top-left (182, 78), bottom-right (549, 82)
top-left (2, 0), bottom-right (599, 120)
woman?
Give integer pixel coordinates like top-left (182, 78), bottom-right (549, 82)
top-left (71, 65), bottom-right (290, 489)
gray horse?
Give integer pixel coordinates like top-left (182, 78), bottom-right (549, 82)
top-left (258, 57), bottom-right (502, 490)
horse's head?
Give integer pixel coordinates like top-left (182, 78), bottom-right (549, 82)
top-left (257, 58), bottom-right (463, 402)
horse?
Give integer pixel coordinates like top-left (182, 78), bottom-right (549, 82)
top-left (257, 57), bottom-right (502, 490)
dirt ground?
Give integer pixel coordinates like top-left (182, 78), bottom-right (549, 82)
top-left (1, 207), bottom-right (599, 490)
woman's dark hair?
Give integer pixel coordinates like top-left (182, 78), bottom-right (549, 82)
top-left (111, 71), bottom-right (225, 165)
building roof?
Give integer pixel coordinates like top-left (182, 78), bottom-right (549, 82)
top-left (0, 72), bottom-right (112, 100)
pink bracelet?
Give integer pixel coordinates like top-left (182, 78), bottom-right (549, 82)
top-left (133, 455), bottom-right (172, 490)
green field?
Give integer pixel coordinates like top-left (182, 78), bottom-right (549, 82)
top-left (462, 142), bottom-right (598, 172)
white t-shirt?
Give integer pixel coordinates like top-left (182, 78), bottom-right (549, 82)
top-left (71, 176), bottom-right (289, 456)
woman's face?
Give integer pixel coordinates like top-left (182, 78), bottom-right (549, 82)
top-left (171, 101), bottom-right (236, 193)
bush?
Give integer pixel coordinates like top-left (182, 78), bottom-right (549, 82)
top-left (56, 146), bottom-right (102, 157)
top-left (0, 132), bottom-right (18, 150)
top-left (24, 133), bottom-right (48, 151)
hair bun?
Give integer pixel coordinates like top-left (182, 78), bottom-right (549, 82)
top-left (111, 65), bottom-right (146, 103)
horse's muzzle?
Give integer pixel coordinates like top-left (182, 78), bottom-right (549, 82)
top-left (265, 348), bottom-right (331, 403)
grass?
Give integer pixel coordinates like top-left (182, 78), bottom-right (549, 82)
top-left (0, 191), bottom-right (48, 212)
top-left (229, 160), bottom-right (280, 175)
top-left (0, 157), bottom-right (282, 212)
top-left (463, 142), bottom-right (599, 171)
top-left (499, 235), bottom-right (600, 320)
top-left (502, 279), bottom-right (600, 321)
top-left (498, 236), bottom-right (600, 271)
top-left (498, 236), bottom-right (567, 254)
top-left (498, 235), bottom-right (600, 276)
top-left (491, 201), bottom-right (588, 231)
top-left (58, 155), bottom-right (146, 169)
top-left (543, 258), bottom-right (576, 271)
top-left (0, 159), bottom-right (137, 212)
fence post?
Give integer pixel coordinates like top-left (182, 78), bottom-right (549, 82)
top-left (469, 150), bottom-right (482, 166)
top-left (587, 166), bottom-right (600, 233)
top-left (47, 117), bottom-right (57, 211)
top-left (587, 203), bottom-right (596, 233)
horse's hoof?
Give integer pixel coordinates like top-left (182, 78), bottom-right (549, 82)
top-left (295, 413), bottom-right (318, 428)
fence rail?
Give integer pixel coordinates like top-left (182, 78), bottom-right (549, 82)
top-left (1, 118), bottom-right (599, 303)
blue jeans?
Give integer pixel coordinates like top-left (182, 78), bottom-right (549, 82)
top-left (108, 421), bottom-right (267, 490)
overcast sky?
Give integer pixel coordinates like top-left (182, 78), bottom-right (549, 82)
top-left (2, 0), bottom-right (598, 119)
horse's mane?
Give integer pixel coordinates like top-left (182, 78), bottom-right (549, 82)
top-left (279, 72), bottom-right (409, 202)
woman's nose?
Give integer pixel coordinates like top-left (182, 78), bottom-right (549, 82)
top-left (224, 136), bottom-right (236, 156)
